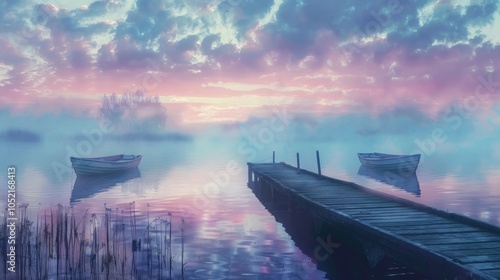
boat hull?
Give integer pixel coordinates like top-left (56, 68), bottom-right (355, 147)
top-left (71, 154), bottom-right (142, 175)
top-left (357, 153), bottom-right (420, 172)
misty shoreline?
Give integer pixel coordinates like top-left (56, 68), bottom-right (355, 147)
top-left (0, 128), bottom-right (192, 143)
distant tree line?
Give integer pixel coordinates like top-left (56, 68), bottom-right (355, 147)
top-left (98, 89), bottom-right (167, 132)
top-left (0, 129), bottom-right (41, 142)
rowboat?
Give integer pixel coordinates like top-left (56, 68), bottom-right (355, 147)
top-left (358, 164), bottom-right (421, 196)
top-left (70, 154), bottom-right (142, 175)
top-left (71, 168), bottom-right (141, 202)
top-left (357, 152), bottom-right (421, 171)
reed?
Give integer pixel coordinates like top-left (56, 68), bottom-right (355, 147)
top-left (168, 212), bottom-right (173, 280)
top-left (180, 218), bottom-right (187, 279)
top-left (0, 203), bottom-right (189, 279)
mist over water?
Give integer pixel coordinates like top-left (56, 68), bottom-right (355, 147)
top-left (1, 109), bottom-right (500, 278)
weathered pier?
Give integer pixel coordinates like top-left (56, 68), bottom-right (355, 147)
top-left (248, 162), bottom-right (500, 280)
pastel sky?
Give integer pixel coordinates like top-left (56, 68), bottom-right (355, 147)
top-left (0, 0), bottom-right (499, 123)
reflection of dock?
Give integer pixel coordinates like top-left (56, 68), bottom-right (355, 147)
top-left (71, 168), bottom-right (141, 203)
top-left (250, 180), bottom-right (426, 279)
top-left (248, 162), bottom-right (500, 280)
top-left (357, 164), bottom-right (421, 196)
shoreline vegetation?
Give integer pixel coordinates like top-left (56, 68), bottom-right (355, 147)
top-left (0, 129), bottom-right (41, 143)
top-left (0, 129), bottom-right (192, 143)
top-left (0, 203), bottom-right (187, 279)
top-left (75, 132), bottom-right (192, 142)
top-left (1, 90), bottom-right (193, 144)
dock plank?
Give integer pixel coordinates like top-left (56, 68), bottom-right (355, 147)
top-left (370, 220), bottom-right (460, 229)
top-left (407, 232), bottom-right (500, 245)
top-left (329, 203), bottom-right (403, 210)
top-left (482, 270), bottom-right (500, 278)
top-left (458, 255), bottom-right (500, 264)
top-left (440, 249), bottom-right (500, 258)
top-left (429, 241), bottom-right (500, 251)
top-left (469, 262), bottom-right (500, 270)
top-left (390, 226), bottom-right (483, 235)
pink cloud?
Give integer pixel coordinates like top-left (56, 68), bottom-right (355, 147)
top-left (1, 0), bottom-right (499, 124)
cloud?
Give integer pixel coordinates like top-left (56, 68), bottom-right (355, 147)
top-left (203, 81), bottom-right (316, 93)
top-left (0, 0), bottom-right (498, 123)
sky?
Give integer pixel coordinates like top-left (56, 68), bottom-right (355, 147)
top-left (0, 0), bottom-right (499, 123)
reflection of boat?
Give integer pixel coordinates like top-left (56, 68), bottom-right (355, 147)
top-left (358, 165), bottom-right (421, 196)
top-left (357, 152), bottom-right (420, 171)
top-left (71, 168), bottom-right (141, 202)
top-left (70, 154), bottom-right (142, 175)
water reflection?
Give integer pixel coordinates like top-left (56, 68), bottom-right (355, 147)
top-left (71, 168), bottom-right (141, 203)
top-left (249, 180), bottom-right (426, 279)
top-left (357, 165), bottom-right (421, 196)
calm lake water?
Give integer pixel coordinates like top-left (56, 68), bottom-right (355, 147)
top-left (1, 136), bottom-right (500, 279)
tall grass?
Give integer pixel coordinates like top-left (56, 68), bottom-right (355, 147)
top-left (0, 203), bottom-right (188, 279)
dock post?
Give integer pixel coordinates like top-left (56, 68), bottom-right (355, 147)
top-left (248, 164), bottom-right (252, 185)
top-left (273, 151), bottom-right (275, 164)
top-left (296, 153), bottom-right (300, 173)
top-left (316, 150), bottom-right (322, 176)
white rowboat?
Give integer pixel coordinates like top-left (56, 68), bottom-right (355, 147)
top-left (357, 152), bottom-right (421, 171)
top-left (70, 154), bottom-right (142, 176)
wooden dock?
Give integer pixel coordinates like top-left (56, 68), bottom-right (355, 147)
top-left (248, 162), bottom-right (500, 280)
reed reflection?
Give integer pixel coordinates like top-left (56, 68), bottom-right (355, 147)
top-left (249, 178), bottom-right (426, 279)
